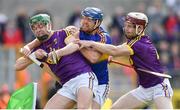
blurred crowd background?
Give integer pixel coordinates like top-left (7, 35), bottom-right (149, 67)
top-left (0, 0), bottom-right (179, 109)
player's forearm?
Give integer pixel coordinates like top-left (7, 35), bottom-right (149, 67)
top-left (15, 57), bottom-right (32, 71)
top-left (91, 42), bottom-right (132, 56)
top-left (80, 48), bottom-right (101, 63)
top-left (56, 43), bottom-right (79, 57)
top-left (26, 39), bottom-right (41, 50)
top-left (91, 42), bottom-right (119, 56)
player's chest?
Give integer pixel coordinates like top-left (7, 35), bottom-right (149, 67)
top-left (43, 37), bottom-right (64, 52)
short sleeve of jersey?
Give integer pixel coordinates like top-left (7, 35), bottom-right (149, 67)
top-left (97, 27), bottom-right (112, 44)
top-left (96, 28), bottom-right (112, 44)
top-left (63, 28), bottom-right (72, 37)
top-left (128, 40), bottom-right (147, 58)
top-left (61, 29), bottom-right (70, 40)
top-left (125, 44), bottom-right (134, 55)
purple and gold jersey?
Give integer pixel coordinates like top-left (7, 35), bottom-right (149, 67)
top-left (127, 35), bottom-right (164, 88)
top-left (34, 30), bottom-right (92, 85)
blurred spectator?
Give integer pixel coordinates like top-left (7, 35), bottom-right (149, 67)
top-left (16, 8), bottom-right (33, 43)
top-left (3, 20), bottom-right (23, 47)
top-left (150, 23), bottom-right (165, 44)
top-left (162, 8), bottom-right (177, 42)
top-left (109, 6), bottom-right (125, 44)
top-left (0, 13), bottom-right (8, 45)
top-left (165, 0), bottom-right (176, 8)
top-left (157, 40), bottom-right (175, 72)
top-left (67, 6), bottom-right (81, 27)
top-left (173, 0), bottom-right (180, 13)
top-left (109, 27), bottom-right (122, 45)
top-left (171, 42), bottom-right (180, 70)
top-left (174, 11), bottom-right (180, 41)
top-left (136, 2), bottom-right (146, 13)
top-left (157, 39), bottom-right (170, 52)
top-left (160, 51), bottom-right (174, 72)
top-left (147, 0), bottom-right (164, 30)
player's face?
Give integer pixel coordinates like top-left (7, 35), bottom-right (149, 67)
top-left (31, 22), bottom-right (49, 37)
top-left (80, 16), bottom-right (96, 33)
top-left (124, 21), bottom-right (137, 39)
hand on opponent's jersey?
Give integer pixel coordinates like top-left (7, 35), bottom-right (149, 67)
top-left (65, 25), bottom-right (79, 35)
top-left (74, 40), bottom-right (94, 49)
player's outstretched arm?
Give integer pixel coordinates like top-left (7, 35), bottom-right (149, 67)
top-left (78, 40), bottom-right (133, 56)
top-left (53, 42), bottom-right (80, 60)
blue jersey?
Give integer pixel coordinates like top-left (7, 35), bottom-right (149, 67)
top-left (80, 27), bottom-right (112, 85)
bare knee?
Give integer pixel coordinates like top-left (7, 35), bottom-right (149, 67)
top-left (77, 97), bottom-right (92, 109)
top-left (92, 100), bottom-right (100, 109)
top-left (77, 104), bottom-right (90, 109)
top-left (154, 96), bottom-right (173, 109)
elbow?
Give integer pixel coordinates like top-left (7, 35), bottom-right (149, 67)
top-left (109, 51), bottom-right (119, 56)
top-left (110, 52), bottom-right (117, 56)
top-left (109, 47), bottom-right (122, 56)
top-left (14, 64), bottom-right (22, 71)
top-left (14, 62), bottom-right (26, 71)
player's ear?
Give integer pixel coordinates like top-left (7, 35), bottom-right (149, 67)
top-left (137, 25), bottom-right (144, 34)
top-left (46, 23), bottom-right (52, 31)
top-left (94, 20), bottom-right (101, 29)
top-left (96, 20), bottom-right (101, 26)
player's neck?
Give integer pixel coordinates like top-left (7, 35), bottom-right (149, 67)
top-left (90, 27), bottom-right (99, 35)
top-left (42, 30), bottom-right (54, 42)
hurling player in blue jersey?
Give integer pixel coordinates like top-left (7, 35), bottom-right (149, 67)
top-left (78, 7), bottom-right (112, 107)
top-left (21, 7), bottom-right (111, 108)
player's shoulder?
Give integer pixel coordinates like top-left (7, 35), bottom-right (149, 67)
top-left (127, 35), bottom-right (146, 47)
top-left (53, 29), bottom-right (70, 37)
top-left (97, 27), bottom-right (112, 43)
top-left (98, 27), bottom-right (110, 37)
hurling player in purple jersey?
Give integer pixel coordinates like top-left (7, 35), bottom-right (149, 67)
top-left (21, 7), bottom-right (111, 109)
top-left (15, 14), bottom-right (99, 109)
top-left (76, 12), bottom-right (173, 109)
top-left (66, 7), bottom-right (112, 108)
